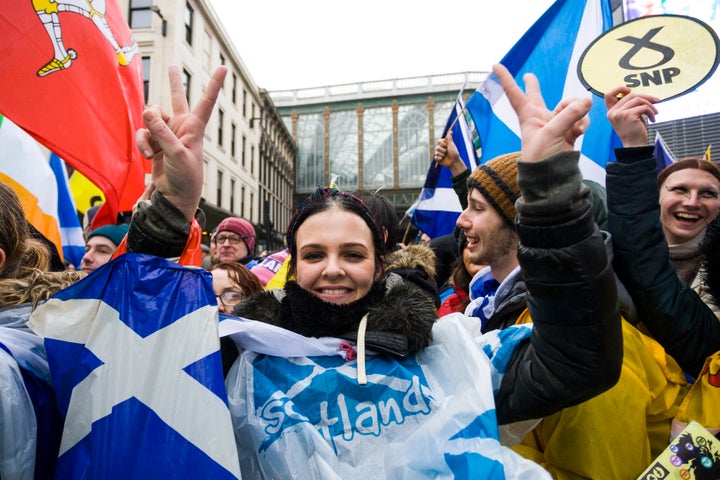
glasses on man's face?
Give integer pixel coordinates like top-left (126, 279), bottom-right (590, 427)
top-left (216, 291), bottom-right (248, 307)
top-left (215, 234), bottom-right (245, 245)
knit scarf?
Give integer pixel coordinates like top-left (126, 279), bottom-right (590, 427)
top-left (277, 281), bottom-right (386, 338)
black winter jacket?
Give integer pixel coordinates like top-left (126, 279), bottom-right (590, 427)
top-left (607, 146), bottom-right (720, 376)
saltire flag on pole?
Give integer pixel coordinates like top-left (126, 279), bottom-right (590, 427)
top-left (0, 114), bottom-right (64, 259)
top-left (49, 153), bottom-right (85, 268)
top-left (653, 132), bottom-right (676, 175)
top-left (0, 0), bottom-right (147, 229)
top-left (412, 93), bottom-right (479, 238)
top-left (466, 0), bottom-right (620, 185)
top-left (28, 254), bottom-right (242, 479)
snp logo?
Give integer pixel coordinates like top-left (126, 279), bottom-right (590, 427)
top-left (638, 462), bottom-right (670, 480)
top-left (619, 27), bottom-right (680, 88)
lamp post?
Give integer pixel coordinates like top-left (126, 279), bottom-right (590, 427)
top-left (149, 5), bottom-right (167, 37)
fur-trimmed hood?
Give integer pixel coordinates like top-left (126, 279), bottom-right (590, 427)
top-left (384, 243), bottom-right (440, 307)
top-left (234, 272), bottom-right (437, 357)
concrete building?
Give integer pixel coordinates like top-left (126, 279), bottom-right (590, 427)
top-left (119, 0), bottom-right (295, 253)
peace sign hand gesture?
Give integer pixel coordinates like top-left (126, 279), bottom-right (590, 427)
top-left (493, 63), bottom-right (592, 163)
top-left (136, 65), bottom-right (228, 222)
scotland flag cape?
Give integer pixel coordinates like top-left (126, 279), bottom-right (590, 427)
top-left (28, 254), bottom-right (241, 479)
top-left (221, 313), bottom-right (550, 479)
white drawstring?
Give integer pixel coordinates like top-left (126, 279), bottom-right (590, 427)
top-left (356, 314), bottom-right (368, 385)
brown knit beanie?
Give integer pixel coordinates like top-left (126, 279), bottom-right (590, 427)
top-left (467, 152), bottom-right (522, 227)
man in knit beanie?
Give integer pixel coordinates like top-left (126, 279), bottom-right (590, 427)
top-left (215, 216), bottom-right (259, 268)
top-left (80, 223), bottom-right (129, 274)
top-left (453, 152), bottom-right (524, 330)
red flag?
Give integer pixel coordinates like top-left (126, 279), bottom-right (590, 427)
top-left (0, 0), bottom-right (147, 228)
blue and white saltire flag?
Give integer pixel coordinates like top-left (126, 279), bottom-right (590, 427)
top-left (28, 254), bottom-right (241, 479)
top-left (221, 313), bottom-right (548, 479)
top-left (653, 131), bottom-right (676, 175)
top-left (49, 153), bottom-right (85, 268)
top-left (466, 0), bottom-right (620, 185)
top-left (412, 93), bottom-right (479, 239)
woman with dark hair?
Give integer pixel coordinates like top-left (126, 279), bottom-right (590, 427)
top-left (208, 261), bottom-right (262, 314)
top-left (219, 163), bottom-right (620, 478)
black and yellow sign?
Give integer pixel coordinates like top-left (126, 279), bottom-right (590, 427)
top-left (578, 14), bottom-right (720, 102)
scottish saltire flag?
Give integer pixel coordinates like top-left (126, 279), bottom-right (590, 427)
top-left (49, 154), bottom-right (84, 267)
top-left (413, 94), bottom-right (479, 238)
top-left (222, 313), bottom-right (547, 479)
top-left (654, 132), bottom-right (676, 175)
top-left (466, 0), bottom-right (620, 185)
top-left (0, 114), bottom-right (64, 258)
top-left (28, 254), bottom-right (241, 479)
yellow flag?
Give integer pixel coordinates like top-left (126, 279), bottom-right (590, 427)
top-left (704, 144), bottom-right (712, 162)
top-left (69, 170), bottom-right (106, 214)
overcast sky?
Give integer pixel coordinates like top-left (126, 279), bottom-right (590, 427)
top-left (207, 0), bottom-right (555, 91)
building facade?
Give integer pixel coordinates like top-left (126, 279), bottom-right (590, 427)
top-left (271, 73), bottom-right (485, 214)
top-left (119, 0), bottom-right (295, 252)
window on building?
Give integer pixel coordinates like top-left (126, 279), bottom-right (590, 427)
top-left (250, 192), bottom-right (254, 222)
top-left (217, 108), bottom-right (224, 147)
top-left (231, 122), bottom-right (237, 158)
top-left (219, 53), bottom-right (225, 66)
top-left (242, 135), bottom-right (247, 167)
top-left (242, 89), bottom-right (247, 118)
top-left (250, 146), bottom-right (255, 175)
top-left (184, 2), bottom-right (194, 45)
top-left (232, 74), bottom-right (237, 104)
top-left (329, 110), bottom-right (359, 190)
top-left (203, 30), bottom-right (212, 71)
top-left (217, 169), bottom-right (223, 206)
top-left (129, 0), bottom-right (152, 28)
top-left (230, 178), bottom-right (236, 213)
top-left (181, 68), bottom-right (191, 104)
top-left (141, 56), bottom-right (151, 104)
top-left (433, 100), bottom-right (455, 143)
top-left (241, 186), bottom-right (246, 216)
top-left (363, 106), bottom-right (394, 189)
top-left (397, 105), bottom-right (429, 188)
top-left (295, 113), bottom-right (325, 193)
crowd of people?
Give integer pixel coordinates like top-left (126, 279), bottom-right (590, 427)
top-left (0, 60), bottom-right (718, 479)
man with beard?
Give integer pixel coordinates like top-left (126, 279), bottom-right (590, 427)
top-left (433, 145), bottom-right (526, 334)
top-left (434, 143), bottom-right (609, 333)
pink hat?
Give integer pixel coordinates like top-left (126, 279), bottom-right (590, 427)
top-left (216, 217), bottom-right (256, 253)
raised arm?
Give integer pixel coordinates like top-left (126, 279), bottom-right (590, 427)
top-left (604, 87), bottom-right (720, 375)
top-left (491, 64), bottom-right (622, 423)
top-left (128, 66), bottom-right (227, 257)
top-left (137, 65), bottom-right (227, 221)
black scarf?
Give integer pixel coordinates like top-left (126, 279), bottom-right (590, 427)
top-left (277, 281), bottom-right (385, 338)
